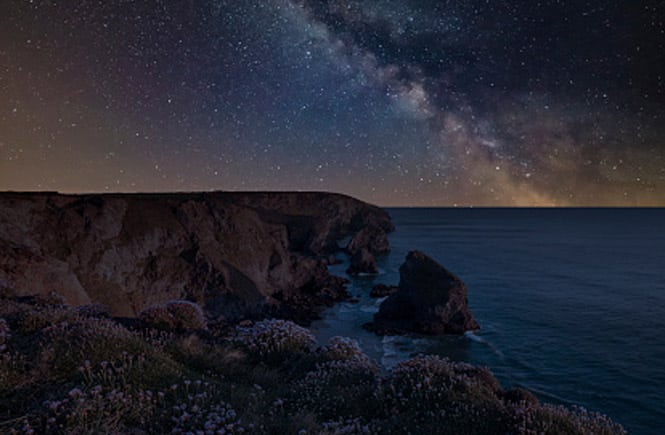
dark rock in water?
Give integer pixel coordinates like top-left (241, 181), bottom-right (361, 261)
top-left (0, 191), bottom-right (392, 324)
top-left (346, 226), bottom-right (390, 255)
top-left (346, 248), bottom-right (378, 275)
top-left (367, 251), bottom-right (479, 335)
top-left (269, 256), bottom-right (350, 324)
top-left (324, 255), bottom-right (342, 265)
top-left (370, 284), bottom-right (399, 298)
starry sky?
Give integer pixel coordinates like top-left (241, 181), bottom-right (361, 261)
top-left (1, 0), bottom-right (664, 206)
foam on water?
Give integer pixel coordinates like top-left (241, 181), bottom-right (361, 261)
top-left (464, 331), bottom-right (485, 343)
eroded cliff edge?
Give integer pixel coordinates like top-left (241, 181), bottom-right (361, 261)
top-left (0, 191), bottom-right (394, 322)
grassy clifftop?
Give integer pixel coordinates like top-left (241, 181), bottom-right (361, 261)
top-left (0, 295), bottom-right (624, 434)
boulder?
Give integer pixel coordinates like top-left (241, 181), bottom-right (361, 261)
top-left (367, 251), bottom-right (478, 335)
top-left (370, 284), bottom-right (398, 298)
top-left (346, 248), bottom-right (378, 275)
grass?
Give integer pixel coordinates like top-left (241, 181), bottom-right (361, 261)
top-left (0, 295), bottom-right (625, 434)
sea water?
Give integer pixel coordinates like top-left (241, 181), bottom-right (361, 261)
top-left (311, 208), bottom-right (665, 434)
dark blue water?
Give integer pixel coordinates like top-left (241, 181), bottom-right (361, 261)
top-left (311, 208), bottom-right (665, 434)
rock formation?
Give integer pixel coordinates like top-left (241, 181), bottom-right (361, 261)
top-left (0, 191), bottom-right (393, 323)
top-left (367, 251), bottom-right (478, 335)
top-left (369, 284), bottom-right (398, 298)
top-left (346, 248), bottom-right (379, 275)
top-left (346, 226), bottom-right (390, 256)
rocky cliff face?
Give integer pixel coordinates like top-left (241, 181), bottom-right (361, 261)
top-left (0, 192), bottom-right (393, 322)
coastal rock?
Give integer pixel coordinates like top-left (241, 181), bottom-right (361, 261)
top-left (367, 251), bottom-right (479, 335)
top-left (346, 248), bottom-right (379, 275)
top-left (346, 226), bottom-right (390, 255)
top-left (370, 284), bottom-right (398, 298)
top-left (225, 192), bottom-right (394, 256)
top-left (0, 191), bottom-right (392, 323)
top-left (324, 255), bottom-right (342, 266)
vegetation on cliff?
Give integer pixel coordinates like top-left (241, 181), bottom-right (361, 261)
top-left (0, 295), bottom-right (624, 434)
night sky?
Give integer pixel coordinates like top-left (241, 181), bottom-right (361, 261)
top-left (1, 1), bottom-right (664, 206)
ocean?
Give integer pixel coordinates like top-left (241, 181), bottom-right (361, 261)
top-left (311, 208), bottom-right (665, 434)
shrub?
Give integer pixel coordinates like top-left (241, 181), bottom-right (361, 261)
top-left (377, 355), bottom-right (509, 433)
top-left (39, 317), bottom-right (146, 381)
top-left (78, 352), bottom-right (182, 392)
top-left (15, 305), bottom-right (81, 334)
top-left (138, 304), bottom-right (171, 330)
top-left (28, 382), bottom-right (163, 434)
top-left (166, 333), bottom-right (248, 375)
top-left (322, 336), bottom-right (372, 367)
top-left (140, 328), bottom-right (175, 351)
top-left (150, 380), bottom-right (246, 434)
top-left (0, 318), bottom-right (28, 391)
top-left (382, 355), bottom-right (500, 409)
top-left (0, 318), bottom-right (9, 352)
top-left (139, 300), bottom-right (207, 331)
top-left (76, 303), bottom-right (110, 318)
top-left (511, 403), bottom-right (626, 435)
top-left (292, 359), bottom-right (379, 420)
top-left (0, 297), bottom-right (21, 317)
top-left (234, 319), bottom-right (315, 357)
top-left (0, 350), bottom-right (29, 391)
top-left (34, 291), bottom-right (69, 307)
top-left (166, 300), bottom-right (208, 330)
top-left (320, 417), bottom-right (371, 434)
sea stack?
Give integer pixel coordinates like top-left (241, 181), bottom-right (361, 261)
top-left (346, 247), bottom-right (379, 275)
top-left (368, 251), bottom-right (479, 335)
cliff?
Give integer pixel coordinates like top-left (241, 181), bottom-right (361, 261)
top-left (0, 191), bottom-right (393, 322)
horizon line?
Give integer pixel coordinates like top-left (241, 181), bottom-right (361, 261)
top-left (1, 189), bottom-right (663, 209)
top-left (0, 189), bottom-right (665, 210)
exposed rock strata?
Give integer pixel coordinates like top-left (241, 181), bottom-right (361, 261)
top-left (367, 251), bottom-right (479, 335)
top-left (0, 191), bottom-right (393, 323)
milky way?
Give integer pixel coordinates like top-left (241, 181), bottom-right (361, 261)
top-left (1, 0), bottom-right (664, 205)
